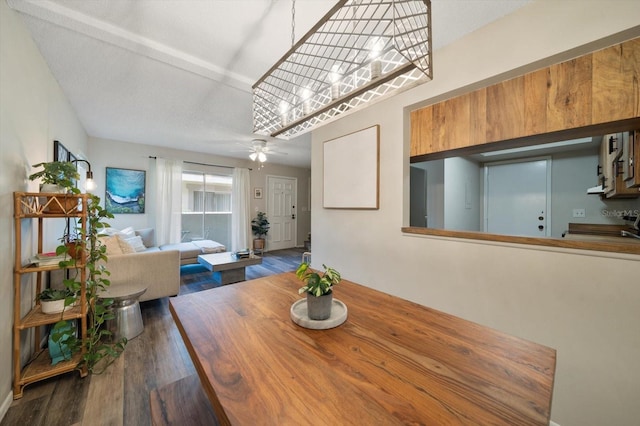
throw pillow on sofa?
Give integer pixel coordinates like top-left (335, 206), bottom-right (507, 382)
top-left (100, 235), bottom-right (124, 255)
top-left (124, 235), bottom-right (147, 252)
top-left (134, 228), bottom-right (155, 248)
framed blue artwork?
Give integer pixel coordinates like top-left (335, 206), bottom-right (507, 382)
top-left (105, 167), bottom-right (146, 214)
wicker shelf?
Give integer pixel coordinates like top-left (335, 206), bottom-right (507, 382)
top-left (18, 348), bottom-right (86, 393)
top-left (12, 192), bottom-right (89, 400)
top-left (16, 260), bottom-right (87, 274)
top-left (17, 304), bottom-right (86, 329)
top-left (14, 192), bottom-right (84, 217)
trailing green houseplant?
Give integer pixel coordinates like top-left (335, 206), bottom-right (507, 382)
top-left (54, 193), bottom-right (127, 373)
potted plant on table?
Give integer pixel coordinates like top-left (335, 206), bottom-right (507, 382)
top-left (296, 262), bottom-right (341, 320)
top-left (251, 211), bottom-right (270, 253)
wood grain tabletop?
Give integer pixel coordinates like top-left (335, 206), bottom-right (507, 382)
top-left (170, 272), bottom-right (556, 425)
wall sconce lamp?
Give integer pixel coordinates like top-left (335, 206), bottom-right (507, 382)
top-left (71, 159), bottom-right (96, 191)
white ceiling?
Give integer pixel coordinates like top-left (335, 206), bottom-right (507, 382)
top-left (8, 0), bottom-right (531, 168)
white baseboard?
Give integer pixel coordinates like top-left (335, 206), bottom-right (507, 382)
top-left (550, 420), bottom-right (561, 426)
top-left (0, 390), bottom-right (13, 423)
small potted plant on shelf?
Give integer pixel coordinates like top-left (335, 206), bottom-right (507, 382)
top-left (29, 161), bottom-right (80, 193)
top-left (60, 218), bottom-right (83, 260)
top-left (36, 288), bottom-right (76, 315)
top-left (296, 262), bottom-right (341, 320)
top-left (29, 161), bottom-right (80, 212)
top-left (251, 211), bottom-right (270, 253)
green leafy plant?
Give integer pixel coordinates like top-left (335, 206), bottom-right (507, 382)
top-left (296, 263), bottom-right (341, 297)
top-left (251, 211), bottom-right (270, 238)
top-left (28, 161), bottom-right (80, 193)
top-left (56, 193), bottom-right (126, 373)
top-left (36, 288), bottom-right (74, 302)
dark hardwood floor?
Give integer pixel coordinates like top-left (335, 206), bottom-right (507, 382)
top-left (1, 248), bottom-right (306, 426)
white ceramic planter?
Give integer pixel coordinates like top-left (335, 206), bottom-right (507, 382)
top-left (41, 299), bottom-right (67, 315)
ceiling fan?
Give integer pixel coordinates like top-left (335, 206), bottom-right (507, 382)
top-left (246, 139), bottom-right (287, 163)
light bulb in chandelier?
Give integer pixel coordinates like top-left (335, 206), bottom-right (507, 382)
top-left (279, 100), bottom-right (289, 126)
top-left (300, 88), bottom-right (312, 115)
top-left (258, 152), bottom-right (267, 162)
top-left (329, 65), bottom-right (342, 100)
top-left (369, 38), bottom-right (384, 80)
top-left (249, 152), bottom-right (258, 161)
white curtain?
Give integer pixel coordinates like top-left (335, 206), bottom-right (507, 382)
top-left (231, 167), bottom-right (251, 252)
top-left (155, 158), bottom-right (183, 246)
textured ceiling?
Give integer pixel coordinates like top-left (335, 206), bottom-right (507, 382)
top-left (8, 0), bottom-right (531, 168)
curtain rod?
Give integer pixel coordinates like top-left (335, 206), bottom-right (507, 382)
top-left (148, 156), bottom-right (251, 170)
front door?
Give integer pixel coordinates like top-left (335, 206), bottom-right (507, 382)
top-left (484, 157), bottom-right (550, 237)
top-left (267, 176), bottom-right (297, 251)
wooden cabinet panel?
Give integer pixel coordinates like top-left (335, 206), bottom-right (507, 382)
top-left (444, 95), bottom-right (471, 150)
top-left (410, 106), bottom-right (433, 157)
top-left (469, 88), bottom-right (487, 146)
top-left (593, 38), bottom-right (640, 124)
top-left (486, 76), bottom-right (525, 142)
top-left (432, 102), bottom-right (447, 151)
top-left (409, 37), bottom-right (640, 158)
top-left (524, 68), bottom-right (548, 135)
top-left (546, 55), bottom-right (592, 132)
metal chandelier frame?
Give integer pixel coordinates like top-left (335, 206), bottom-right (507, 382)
top-left (252, 0), bottom-right (432, 138)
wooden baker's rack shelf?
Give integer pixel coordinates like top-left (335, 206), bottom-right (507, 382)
top-left (12, 192), bottom-right (89, 399)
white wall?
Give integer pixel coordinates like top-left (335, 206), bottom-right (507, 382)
top-left (89, 137), bottom-right (311, 247)
top-left (0, 1), bottom-right (89, 417)
top-left (311, 2), bottom-right (640, 425)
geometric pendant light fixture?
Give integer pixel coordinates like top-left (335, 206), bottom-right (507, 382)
top-left (252, 0), bottom-right (432, 138)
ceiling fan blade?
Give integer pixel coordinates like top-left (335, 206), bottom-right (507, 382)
top-left (264, 149), bottom-right (288, 155)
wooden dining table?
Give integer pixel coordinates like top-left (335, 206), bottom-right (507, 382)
top-left (169, 272), bottom-right (556, 425)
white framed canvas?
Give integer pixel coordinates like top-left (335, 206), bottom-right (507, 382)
top-left (323, 125), bottom-right (379, 209)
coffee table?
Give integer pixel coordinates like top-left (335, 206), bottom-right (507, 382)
top-left (197, 252), bottom-right (262, 285)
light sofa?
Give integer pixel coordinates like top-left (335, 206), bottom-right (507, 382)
top-left (105, 249), bottom-right (180, 302)
top-left (159, 239), bottom-right (226, 265)
top-left (101, 228), bottom-right (226, 302)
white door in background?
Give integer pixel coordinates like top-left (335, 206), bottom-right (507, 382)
top-left (267, 176), bottom-right (297, 251)
top-left (484, 157), bottom-right (551, 237)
